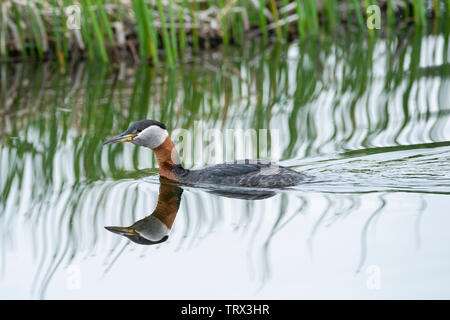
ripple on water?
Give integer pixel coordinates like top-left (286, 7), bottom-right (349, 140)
top-left (291, 145), bottom-right (450, 194)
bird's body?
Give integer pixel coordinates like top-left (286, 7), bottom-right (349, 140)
top-left (104, 120), bottom-right (308, 188)
top-left (171, 160), bottom-right (306, 188)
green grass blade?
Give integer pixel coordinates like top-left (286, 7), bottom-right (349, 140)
top-left (350, 0), bottom-right (365, 29)
top-left (386, 0), bottom-right (395, 24)
top-left (80, 0), bottom-right (95, 58)
top-left (27, 1), bottom-right (44, 59)
top-left (50, 0), bottom-right (64, 65)
top-left (177, 4), bottom-right (187, 53)
top-left (96, 0), bottom-right (115, 46)
top-left (269, 0), bottom-right (282, 40)
top-left (218, 0), bottom-right (229, 45)
top-left (11, 2), bottom-right (27, 57)
top-left (140, 0), bottom-right (159, 63)
top-left (258, 0), bottom-right (268, 41)
top-left (295, 0), bottom-right (305, 37)
top-left (168, 0), bottom-right (179, 58)
top-left (412, 0), bottom-right (427, 24)
top-left (83, 0), bottom-right (108, 61)
top-left (0, 3), bottom-right (9, 61)
top-left (323, 0), bottom-right (337, 28)
top-left (156, 0), bottom-right (175, 67)
top-left (185, 0), bottom-right (199, 52)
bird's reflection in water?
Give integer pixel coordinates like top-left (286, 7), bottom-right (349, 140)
top-left (105, 178), bottom-right (276, 244)
top-left (105, 180), bottom-right (183, 245)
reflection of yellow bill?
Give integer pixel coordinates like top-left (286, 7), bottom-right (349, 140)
top-left (105, 226), bottom-right (137, 236)
top-left (103, 133), bottom-right (137, 145)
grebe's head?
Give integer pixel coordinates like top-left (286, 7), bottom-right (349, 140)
top-left (105, 215), bottom-right (170, 245)
top-left (104, 120), bottom-right (168, 149)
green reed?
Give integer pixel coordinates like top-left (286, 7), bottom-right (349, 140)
top-left (84, 0), bottom-right (108, 61)
top-left (295, 0), bottom-right (305, 37)
top-left (269, 0), bottom-right (282, 40)
top-left (141, 0), bottom-right (159, 63)
top-left (156, 0), bottom-right (175, 67)
top-left (0, 1), bottom-right (448, 65)
top-left (0, 3), bottom-right (8, 60)
top-left (96, 0), bottom-right (115, 47)
top-left (168, 0), bottom-right (178, 58)
top-left (217, 0), bottom-right (229, 46)
top-left (258, 0), bottom-right (268, 41)
top-left (412, 0), bottom-right (427, 24)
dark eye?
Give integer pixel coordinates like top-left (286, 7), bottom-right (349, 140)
top-left (136, 129), bottom-right (142, 133)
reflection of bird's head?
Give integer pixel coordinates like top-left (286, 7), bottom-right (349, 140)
top-left (105, 215), bottom-right (170, 245)
top-left (105, 183), bottom-right (183, 245)
top-left (103, 120), bottom-right (169, 149)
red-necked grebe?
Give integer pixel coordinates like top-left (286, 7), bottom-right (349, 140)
top-left (104, 120), bottom-right (307, 188)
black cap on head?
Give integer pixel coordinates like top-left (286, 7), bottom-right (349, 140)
top-left (124, 120), bottom-right (167, 134)
top-left (104, 120), bottom-right (168, 145)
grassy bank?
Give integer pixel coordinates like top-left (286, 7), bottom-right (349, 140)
top-left (0, 0), bottom-right (449, 65)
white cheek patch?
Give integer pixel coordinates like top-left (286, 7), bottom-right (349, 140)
top-left (136, 215), bottom-right (170, 242)
top-left (133, 126), bottom-right (168, 149)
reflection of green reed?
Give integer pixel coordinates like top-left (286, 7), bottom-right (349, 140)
top-left (1, 24), bottom-right (450, 297)
top-left (1, 24), bottom-right (449, 216)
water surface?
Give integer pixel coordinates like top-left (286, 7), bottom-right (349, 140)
top-left (1, 25), bottom-right (450, 299)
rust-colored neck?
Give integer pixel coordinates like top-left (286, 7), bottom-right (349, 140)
top-left (152, 182), bottom-right (182, 230)
top-left (152, 136), bottom-right (179, 181)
